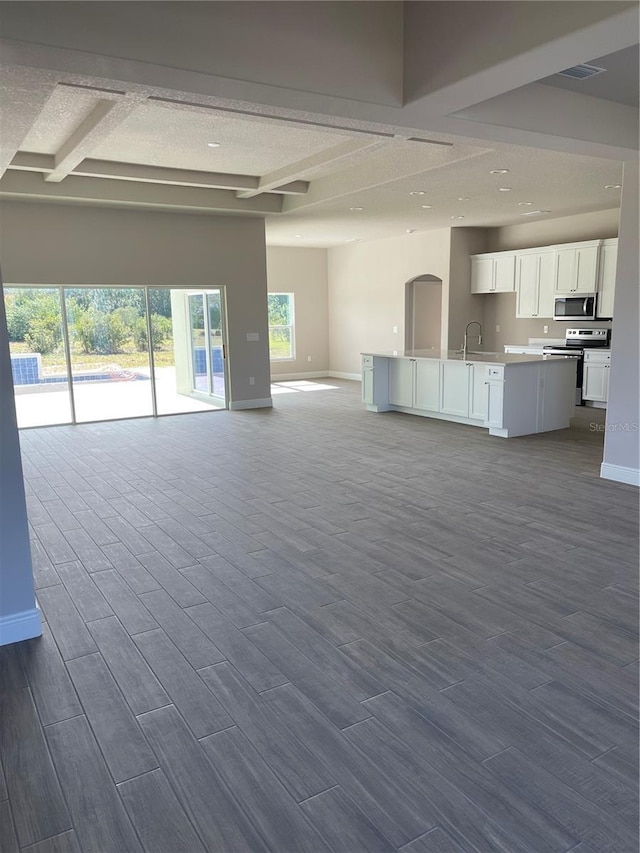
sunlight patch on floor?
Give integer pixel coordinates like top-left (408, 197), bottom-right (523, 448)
top-left (271, 380), bottom-right (339, 395)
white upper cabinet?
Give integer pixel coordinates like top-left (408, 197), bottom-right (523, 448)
top-left (516, 254), bottom-right (539, 317)
top-left (471, 257), bottom-right (495, 293)
top-left (470, 238), bottom-right (616, 318)
top-left (554, 243), bottom-right (600, 294)
top-left (516, 251), bottom-right (555, 318)
top-left (471, 253), bottom-right (515, 293)
top-left (596, 239), bottom-right (618, 318)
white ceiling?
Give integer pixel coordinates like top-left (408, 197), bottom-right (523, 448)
top-left (0, 4), bottom-right (637, 248)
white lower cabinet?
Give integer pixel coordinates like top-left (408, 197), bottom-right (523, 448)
top-left (361, 355), bottom-right (390, 410)
top-left (439, 361), bottom-right (486, 420)
top-left (389, 358), bottom-right (442, 411)
top-left (362, 354), bottom-right (576, 437)
top-left (414, 360), bottom-right (440, 411)
top-left (440, 361), bottom-right (471, 417)
top-left (582, 351), bottom-right (610, 403)
top-left (388, 358), bottom-right (415, 407)
top-left (469, 364), bottom-right (487, 420)
top-left (485, 366), bottom-right (504, 429)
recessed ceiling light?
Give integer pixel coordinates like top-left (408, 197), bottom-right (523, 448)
top-left (451, 215), bottom-right (465, 220)
top-left (421, 204), bottom-right (432, 209)
top-left (604, 184), bottom-right (622, 189)
top-left (207, 142), bottom-right (221, 148)
top-left (345, 238), bottom-right (360, 243)
top-left (409, 191), bottom-right (426, 196)
top-left (490, 169), bottom-right (510, 174)
top-left (518, 201), bottom-right (533, 206)
top-left (295, 234), bottom-right (303, 238)
top-left (521, 210), bottom-right (551, 216)
top-left (458, 197), bottom-right (470, 201)
top-left (349, 206), bottom-right (364, 211)
top-left (498, 187), bottom-right (512, 192)
top-left (406, 229), bottom-right (416, 234)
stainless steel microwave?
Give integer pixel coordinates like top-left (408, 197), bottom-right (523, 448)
top-left (553, 294), bottom-right (597, 321)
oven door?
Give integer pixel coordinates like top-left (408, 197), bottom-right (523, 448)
top-left (553, 295), bottom-right (597, 321)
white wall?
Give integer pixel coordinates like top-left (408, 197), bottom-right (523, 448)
top-left (266, 247), bottom-right (329, 378)
top-left (0, 277), bottom-right (41, 646)
top-left (327, 230), bottom-right (451, 376)
top-left (602, 160), bottom-right (639, 486)
top-left (0, 202), bottom-right (272, 407)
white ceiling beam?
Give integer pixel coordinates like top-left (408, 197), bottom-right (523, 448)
top-left (45, 95), bottom-right (145, 183)
top-left (236, 138), bottom-right (391, 199)
top-left (69, 159), bottom-right (260, 191)
top-left (0, 68), bottom-right (59, 178)
top-left (7, 152), bottom-right (55, 172)
top-left (269, 181), bottom-right (309, 196)
top-left (0, 169), bottom-right (283, 215)
top-left (8, 154), bottom-right (308, 195)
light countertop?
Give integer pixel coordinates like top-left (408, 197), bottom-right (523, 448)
top-left (362, 349), bottom-right (574, 366)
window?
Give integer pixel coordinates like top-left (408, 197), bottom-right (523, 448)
top-left (268, 293), bottom-right (295, 360)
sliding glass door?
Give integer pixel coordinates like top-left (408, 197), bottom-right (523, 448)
top-left (3, 286), bottom-right (228, 427)
top-left (64, 288), bottom-right (154, 423)
top-left (187, 290), bottom-right (226, 406)
top-left (4, 287), bottom-right (72, 428)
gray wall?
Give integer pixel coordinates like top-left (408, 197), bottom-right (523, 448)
top-left (0, 202), bottom-right (272, 407)
top-left (449, 228), bottom-right (488, 352)
top-left (0, 276), bottom-right (40, 645)
top-left (603, 160), bottom-right (639, 481)
top-left (0, 1), bottom-right (403, 106)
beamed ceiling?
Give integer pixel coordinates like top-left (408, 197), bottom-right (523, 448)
top-left (0, 2), bottom-right (637, 247)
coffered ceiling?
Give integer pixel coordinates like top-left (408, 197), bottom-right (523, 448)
top-left (0, 2), bottom-right (637, 247)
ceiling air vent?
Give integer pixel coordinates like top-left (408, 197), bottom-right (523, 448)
top-left (556, 64), bottom-right (606, 80)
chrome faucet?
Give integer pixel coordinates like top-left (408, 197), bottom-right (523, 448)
top-left (462, 321), bottom-right (483, 358)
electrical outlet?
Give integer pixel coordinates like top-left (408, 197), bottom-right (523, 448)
top-left (393, 326), bottom-right (398, 334)
top-left (543, 325), bottom-right (549, 334)
top-left (496, 324), bottom-right (500, 333)
top-left (307, 355), bottom-right (312, 362)
top-left (249, 377), bottom-right (255, 386)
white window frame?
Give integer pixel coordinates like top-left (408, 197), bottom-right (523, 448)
top-left (268, 292), bottom-right (295, 361)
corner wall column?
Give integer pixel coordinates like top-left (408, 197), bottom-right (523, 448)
top-left (601, 160), bottom-right (640, 487)
top-left (0, 274), bottom-right (41, 645)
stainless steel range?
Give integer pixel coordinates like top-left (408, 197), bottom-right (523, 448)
top-left (543, 328), bottom-right (610, 405)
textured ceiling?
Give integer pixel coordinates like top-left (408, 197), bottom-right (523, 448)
top-left (1, 29), bottom-right (633, 249)
top-left (89, 103), bottom-right (350, 175)
top-left (20, 87), bottom-right (105, 154)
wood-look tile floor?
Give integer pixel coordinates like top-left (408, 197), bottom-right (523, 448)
top-left (1, 379), bottom-right (638, 853)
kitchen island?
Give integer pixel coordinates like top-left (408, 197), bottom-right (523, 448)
top-left (361, 350), bottom-right (577, 438)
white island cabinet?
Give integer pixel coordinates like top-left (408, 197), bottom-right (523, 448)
top-left (582, 350), bottom-right (611, 407)
top-left (362, 350), bottom-right (576, 438)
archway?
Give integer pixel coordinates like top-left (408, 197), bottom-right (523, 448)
top-left (405, 274), bottom-right (443, 352)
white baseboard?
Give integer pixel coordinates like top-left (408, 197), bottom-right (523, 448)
top-left (271, 371), bottom-right (329, 381)
top-left (328, 371), bottom-right (361, 381)
top-left (0, 606), bottom-right (42, 647)
top-left (229, 397), bottom-right (273, 411)
top-left (600, 462), bottom-right (640, 487)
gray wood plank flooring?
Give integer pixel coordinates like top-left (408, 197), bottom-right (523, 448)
top-left (1, 380), bottom-right (637, 852)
